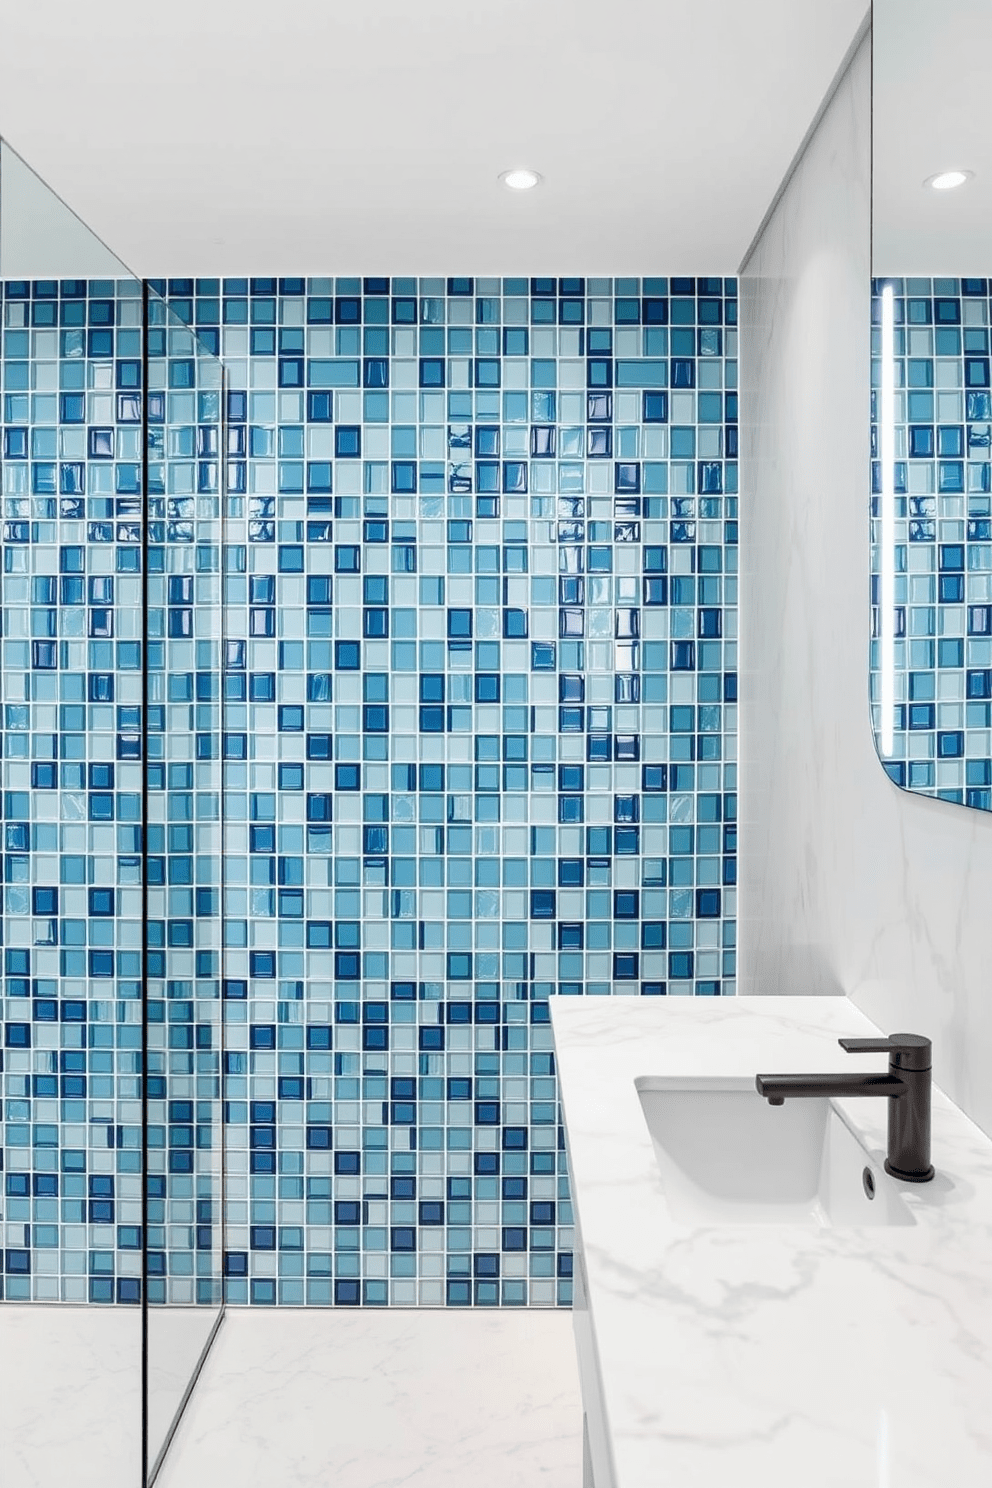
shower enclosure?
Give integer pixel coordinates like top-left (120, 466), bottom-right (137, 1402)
top-left (0, 123), bottom-right (742, 1488)
top-left (0, 140), bottom-right (225, 1487)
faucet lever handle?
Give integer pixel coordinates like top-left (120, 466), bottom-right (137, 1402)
top-left (839, 1033), bottom-right (932, 1071)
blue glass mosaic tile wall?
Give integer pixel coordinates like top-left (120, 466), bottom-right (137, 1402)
top-left (0, 276), bottom-right (146, 1302)
top-left (204, 274), bottom-right (739, 1307)
top-left (871, 277), bottom-right (992, 807)
top-left (0, 278), bottom-right (224, 1305)
top-left (143, 295), bottom-right (225, 1309)
top-left (2, 273), bottom-right (739, 1308)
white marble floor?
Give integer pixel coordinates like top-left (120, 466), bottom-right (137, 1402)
top-left (156, 1308), bottom-right (583, 1488)
top-left (0, 1303), bottom-right (142, 1488)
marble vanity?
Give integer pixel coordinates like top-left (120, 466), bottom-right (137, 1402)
top-left (551, 996), bottom-right (992, 1487)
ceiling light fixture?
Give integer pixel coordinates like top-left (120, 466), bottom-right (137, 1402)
top-left (500, 169), bottom-right (541, 191)
top-left (926, 169), bottom-right (973, 191)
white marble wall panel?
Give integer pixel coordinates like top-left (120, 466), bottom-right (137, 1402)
top-left (739, 34), bottom-right (992, 1137)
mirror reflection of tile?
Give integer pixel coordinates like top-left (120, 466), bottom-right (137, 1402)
top-left (871, 277), bottom-right (992, 808)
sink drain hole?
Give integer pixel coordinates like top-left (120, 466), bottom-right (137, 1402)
top-left (862, 1166), bottom-right (876, 1200)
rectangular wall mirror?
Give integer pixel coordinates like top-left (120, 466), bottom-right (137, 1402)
top-left (871, 0), bottom-right (992, 809)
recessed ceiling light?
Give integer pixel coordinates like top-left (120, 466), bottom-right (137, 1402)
top-left (500, 169), bottom-right (541, 191)
top-left (925, 169), bottom-right (973, 191)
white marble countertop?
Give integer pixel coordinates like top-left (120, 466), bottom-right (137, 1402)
top-left (551, 996), bottom-right (992, 1488)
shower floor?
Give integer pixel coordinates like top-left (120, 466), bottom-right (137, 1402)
top-left (157, 1307), bottom-right (582, 1488)
top-left (1, 1303), bottom-right (142, 1487)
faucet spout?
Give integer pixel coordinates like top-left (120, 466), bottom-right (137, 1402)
top-left (755, 1033), bottom-right (935, 1183)
top-left (755, 1071), bottom-right (904, 1102)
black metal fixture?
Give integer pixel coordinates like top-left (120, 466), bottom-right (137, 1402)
top-left (755, 1033), bottom-right (935, 1182)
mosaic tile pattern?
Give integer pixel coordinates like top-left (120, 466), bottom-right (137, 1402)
top-left (143, 293), bottom-right (224, 1307)
top-left (2, 273), bottom-right (739, 1308)
top-left (0, 276), bottom-right (148, 1303)
top-left (871, 277), bottom-right (992, 806)
top-left (0, 278), bottom-right (224, 1304)
top-left (202, 275), bottom-right (739, 1306)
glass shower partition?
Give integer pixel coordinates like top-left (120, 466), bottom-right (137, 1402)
top-left (0, 142), bottom-right (226, 1487)
top-left (0, 139), bottom-right (145, 1488)
top-left (142, 290), bottom-right (225, 1480)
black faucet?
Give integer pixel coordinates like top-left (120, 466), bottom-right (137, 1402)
top-left (755, 1033), bottom-right (935, 1182)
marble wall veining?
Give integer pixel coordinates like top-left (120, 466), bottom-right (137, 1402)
top-left (738, 33), bottom-right (992, 1137)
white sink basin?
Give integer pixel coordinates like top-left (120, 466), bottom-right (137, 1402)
top-left (636, 1076), bottom-right (915, 1226)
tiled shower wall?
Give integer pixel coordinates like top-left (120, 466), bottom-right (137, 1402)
top-left (1, 274), bottom-right (739, 1307)
top-left (0, 280), bottom-right (224, 1305)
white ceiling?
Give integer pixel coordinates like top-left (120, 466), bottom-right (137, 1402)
top-left (873, 0), bottom-right (992, 275)
top-left (0, 0), bottom-right (867, 277)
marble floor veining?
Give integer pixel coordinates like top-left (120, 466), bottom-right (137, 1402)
top-left (156, 1308), bottom-right (583, 1488)
top-left (0, 1303), bottom-right (142, 1488)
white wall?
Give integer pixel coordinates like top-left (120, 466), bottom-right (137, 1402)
top-left (738, 35), bottom-right (992, 1137)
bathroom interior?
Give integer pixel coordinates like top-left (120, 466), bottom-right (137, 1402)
top-left (1, 1), bottom-right (991, 1484)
